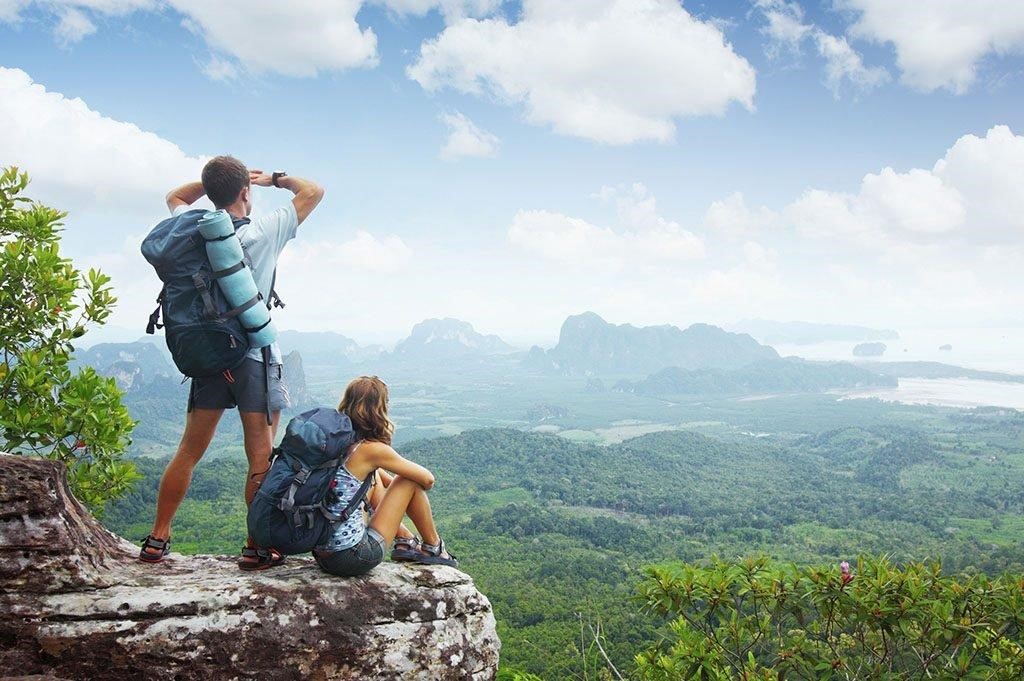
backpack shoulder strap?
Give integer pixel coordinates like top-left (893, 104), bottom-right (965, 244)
top-left (317, 441), bottom-right (373, 524)
top-left (268, 268), bottom-right (285, 309)
top-left (320, 471), bottom-right (374, 526)
top-left (145, 287), bottom-right (166, 335)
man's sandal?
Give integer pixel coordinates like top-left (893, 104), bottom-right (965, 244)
top-left (391, 536), bottom-right (422, 562)
top-left (139, 535), bottom-right (171, 563)
top-left (411, 538), bottom-right (458, 568)
top-left (238, 547), bottom-right (286, 571)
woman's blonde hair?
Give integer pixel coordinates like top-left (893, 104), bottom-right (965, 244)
top-left (338, 376), bottom-right (394, 445)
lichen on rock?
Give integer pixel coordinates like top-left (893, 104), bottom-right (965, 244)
top-left (0, 454), bottom-right (500, 680)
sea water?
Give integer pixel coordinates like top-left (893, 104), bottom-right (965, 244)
top-left (774, 326), bottom-right (1024, 374)
top-left (780, 326), bottom-right (1024, 410)
top-left (840, 378), bottom-right (1024, 411)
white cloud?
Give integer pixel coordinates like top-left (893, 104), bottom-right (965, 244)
top-left (200, 55), bottom-right (240, 82)
top-left (813, 31), bottom-right (888, 98)
top-left (932, 125), bottom-right (1024, 236)
top-left (1, 0), bottom-right (153, 37)
top-left (54, 6), bottom-right (96, 45)
top-left (755, 0), bottom-right (887, 97)
top-left (703, 191), bottom-right (778, 237)
top-left (839, 0), bottom-right (1024, 93)
top-left (785, 168), bottom-right (965, 244)
top-left (1, 1), bottom-right (378, 78)
top-left (786, 187), bottom-right (874, 242)
top-left (509, 183), bottom-right (704, 269)
top-left (408, 0), bottom-right (756, 144)
top-left (281, 231), bottom-right (413, 274)
top-left (783, 125), bottom-right (1023, 245)
top-left (0, 66), bottom-right (205, 217)
top-left (858, 167), bottom-right (964, 235)
top-left (168, 0), bottom-right (378, 78)
top-left (438, 111), bottom-right (500, 161)
top-left (755, 0), bottom-right (811, 57)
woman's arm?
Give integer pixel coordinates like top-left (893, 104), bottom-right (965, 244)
top-left (360, 442), bottom-right (435, 490)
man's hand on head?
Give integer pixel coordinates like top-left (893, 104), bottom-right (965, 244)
top-left (245, 169), bottom-right (324, 225)
top-left (249, 169), bottom-right (274, 187)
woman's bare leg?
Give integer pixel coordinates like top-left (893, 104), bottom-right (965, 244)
top-left (368, 471), bottom-right (414, 541)
top-left (368, 476), bottom-right (441, 548)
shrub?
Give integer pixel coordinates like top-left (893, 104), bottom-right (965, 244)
top-left (0, 167), bottom-right (136, 513)
top-left (636, 555), bottom-right (1024, 680)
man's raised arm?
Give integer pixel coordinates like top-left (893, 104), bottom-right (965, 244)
top-left (165, 181), bottom-right (205, 213)
top-left (250, 170), bottom-right (324, 225)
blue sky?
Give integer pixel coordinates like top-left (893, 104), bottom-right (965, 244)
top-left (1, 1), bottom-right (1022, 346)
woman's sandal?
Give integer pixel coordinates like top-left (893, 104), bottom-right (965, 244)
top-left (138, 535), bottom-right (171, 563)
top-left (412, 538), bottom-right (459, 568)
top-left (238, 546), bottom-right (286, 571)
top-left (390, 536), bottom-right (422, 562)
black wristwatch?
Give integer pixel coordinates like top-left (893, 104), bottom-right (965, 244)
top-left (271, 171), bottom-right (287, 188)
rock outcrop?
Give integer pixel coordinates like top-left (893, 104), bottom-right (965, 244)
top-left (0, 454), bottom-right (500, 680)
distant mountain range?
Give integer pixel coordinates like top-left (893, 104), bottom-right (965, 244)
top-left (616, 358), bottom-right (897, 397)
top-left (277, 330), bottom-right (383, 366)
top-left (388, 318), bottom-right (514, 362)
top-left (72, 342), bottom-right (174, 391)
top-left (731, 319), bottom-right (899, 345)
top-left (528, 312), bottom-right (778, 376)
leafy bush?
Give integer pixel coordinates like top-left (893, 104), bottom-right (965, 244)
top-left (636, 555), bottom-right (1024, 680)
top-left (0, 167), bottom-right (136, 512)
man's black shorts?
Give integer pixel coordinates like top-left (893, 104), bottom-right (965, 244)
top-left (190, 358), bottom-right (291, 412)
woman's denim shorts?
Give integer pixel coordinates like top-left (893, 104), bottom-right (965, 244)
top-left (314, 527), bottom-right (386, 577)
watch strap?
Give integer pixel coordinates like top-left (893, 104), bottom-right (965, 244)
top-left (272, 171), bottom-right (287, 188)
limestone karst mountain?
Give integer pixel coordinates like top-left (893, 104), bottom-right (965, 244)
top-left (532, 311), bottom-right (779, 375)
top-left (389, 318), bottom-right (514, 361)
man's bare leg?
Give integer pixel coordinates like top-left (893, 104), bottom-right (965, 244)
top-left (144, 408), bottom-right (224, 556)
top-left (241, 410), bottom-right (281, 505)
top-left (238, 410), bottom-right (283, 566)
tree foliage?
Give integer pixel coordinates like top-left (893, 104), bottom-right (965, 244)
top-left (636, 555), bottom-right (1024, 680)
top-left (0, 167), bottom-right (136, 512)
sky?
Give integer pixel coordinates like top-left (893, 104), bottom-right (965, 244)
top-left (0, 0), bottom-right (1022, 347)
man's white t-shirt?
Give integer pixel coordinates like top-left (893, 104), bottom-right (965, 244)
top-left (172, 203), bottom-right (298, 364)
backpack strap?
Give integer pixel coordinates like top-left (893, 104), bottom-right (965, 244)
top-left (210, 261), bottom-right (246, 279)
top-left (268, 268), bottom-right (285, 310)
top-left (261, 345), bottom-right (272, 426)
top-left (145, 287), bottom-right (165, 335)
top-left (318, 472), bottom-right (374, 527)
top-left (220, 295), bottom-right (262, 321)
top-left (276, 457), bottom-right (310, 513)
top-left (191, 273), bottom-right (219, 320)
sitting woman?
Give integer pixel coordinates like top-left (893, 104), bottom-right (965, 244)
top-left (313, 375), bottom-right (457, 577)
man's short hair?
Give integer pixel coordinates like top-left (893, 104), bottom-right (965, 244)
top-left (202, 156), bottom-right (249, 208)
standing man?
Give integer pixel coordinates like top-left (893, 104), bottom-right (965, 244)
top-left (139, 156), bottom-right (324, 569)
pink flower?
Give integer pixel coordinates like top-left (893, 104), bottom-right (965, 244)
top-left (840, 561), bottom-right (853, 585)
